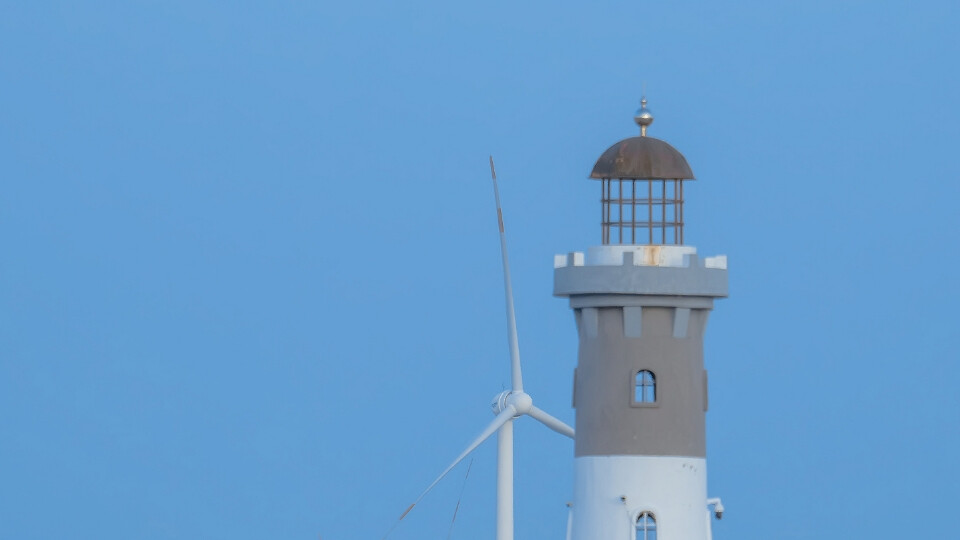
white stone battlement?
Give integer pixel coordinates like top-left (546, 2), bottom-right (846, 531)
top-left (554, 245), bottom-right (727, 270)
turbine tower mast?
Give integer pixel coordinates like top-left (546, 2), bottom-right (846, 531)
top-left (554, 98), bottom-right (728, 540)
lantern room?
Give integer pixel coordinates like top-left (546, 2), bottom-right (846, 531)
top-left (590, 99), bottom-right (695, 245)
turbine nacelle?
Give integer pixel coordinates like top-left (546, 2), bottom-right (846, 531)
top-left (491, 390), bottom-right (533, 417)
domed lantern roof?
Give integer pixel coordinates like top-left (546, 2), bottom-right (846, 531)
top-left (590, 136), bottom-right (694, 180)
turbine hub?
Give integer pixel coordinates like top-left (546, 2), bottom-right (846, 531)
top-left (491, 390), bottom-right (533, 417)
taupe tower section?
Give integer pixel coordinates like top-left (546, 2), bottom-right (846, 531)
top-left (554, 126), bottom-right (728, 459)
top-left (555, 257), bottom-right (727, 457)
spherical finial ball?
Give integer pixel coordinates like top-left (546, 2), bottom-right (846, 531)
top-left (634, 97), bottom-right (654, 129)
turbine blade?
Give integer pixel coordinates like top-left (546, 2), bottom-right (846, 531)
top-left (383, 404), bottom-right (517, 539)
top-left (527, 405), bottom-right (575, 439)
top-left (489, 156), bottom-right (523, 393)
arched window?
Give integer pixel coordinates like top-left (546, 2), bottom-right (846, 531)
top-left (636, 511), bottom-right (657, 540)
top-left (634, 370), bottom-right (656, 403)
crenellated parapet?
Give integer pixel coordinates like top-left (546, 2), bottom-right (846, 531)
top-left (554, 245), bottom-right (728, 299)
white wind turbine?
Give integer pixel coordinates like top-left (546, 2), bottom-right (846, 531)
top-left (385, 157), bottom-right (575, 540)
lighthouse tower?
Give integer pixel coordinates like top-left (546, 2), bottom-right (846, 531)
top-left (554, 99), bottom-right (728, 540)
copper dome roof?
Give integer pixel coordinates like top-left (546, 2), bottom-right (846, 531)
top-left (590, 136), bottom-right (695, 180)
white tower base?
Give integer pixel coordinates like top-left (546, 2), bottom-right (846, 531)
top-left (571, 456), bottom-right (712, 540)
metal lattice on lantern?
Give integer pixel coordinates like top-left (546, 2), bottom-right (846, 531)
top-left (590, 98), bottom-right (695, 245)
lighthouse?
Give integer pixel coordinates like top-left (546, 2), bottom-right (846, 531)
top-left (554, 99), bottom-right (728, 540)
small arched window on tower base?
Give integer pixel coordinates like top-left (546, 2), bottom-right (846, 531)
top-left (636, 511), bottom-right (657, 540)
top-left (633, 370), bottom-right (656, 405)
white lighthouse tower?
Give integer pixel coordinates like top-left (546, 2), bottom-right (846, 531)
top-left (554, 99), bottom-right (728, 540)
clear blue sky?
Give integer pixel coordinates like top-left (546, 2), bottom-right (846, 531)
top-left (2, 1), bottom-right (958, 539)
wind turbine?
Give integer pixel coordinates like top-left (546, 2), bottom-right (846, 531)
top-left (386, 157), bottom-right (575, 540)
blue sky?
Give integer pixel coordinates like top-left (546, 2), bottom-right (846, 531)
top-left (2, 1), bottom-right (959, 539)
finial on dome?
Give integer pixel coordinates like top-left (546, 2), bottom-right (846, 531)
top-left (634, 97), bottom-right (654, 137)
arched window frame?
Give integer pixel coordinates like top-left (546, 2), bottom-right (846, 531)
top-left (631, 369), bottom-right (658, 407)
top-left (635, 511), bottom-right (657, 540)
